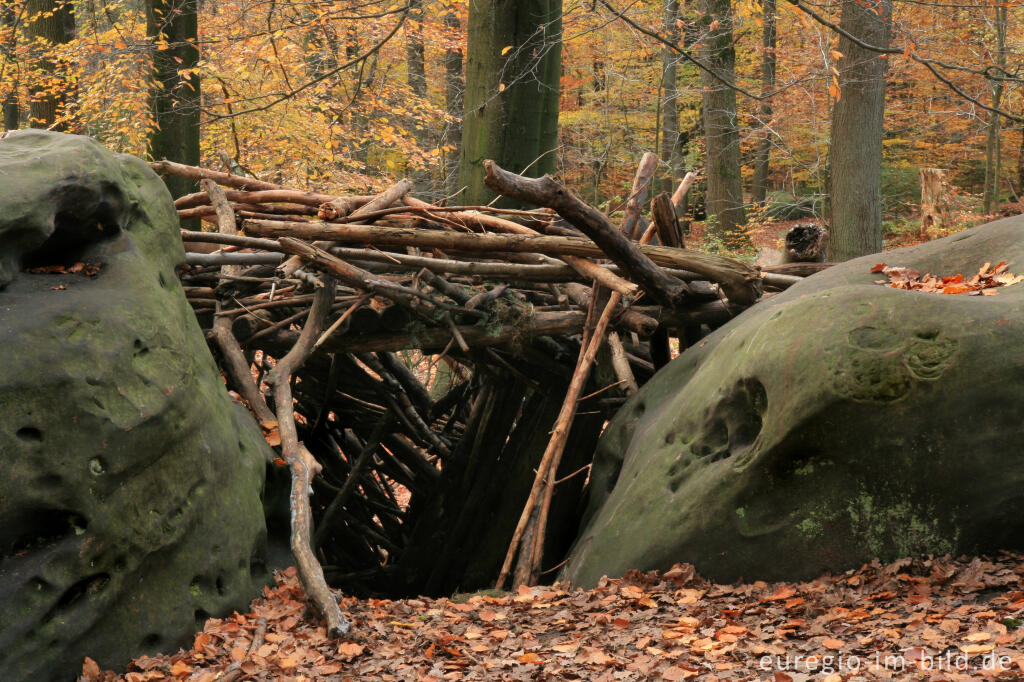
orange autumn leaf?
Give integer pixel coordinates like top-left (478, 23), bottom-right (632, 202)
top-left (822, 637), bottom-right (845, 650)
top-left (169, 660), bottom-right (193, 676)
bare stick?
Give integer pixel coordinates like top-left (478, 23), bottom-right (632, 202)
top-left (279, 178), bottom-right (416, 279)
top-left (607, 331), bottom-right (638, 394)
top-left (277, 237), bottom-right (445, 313)
top-left (497, 291), bottom-right (622, 589)
top-left (267, 280), bottom-right (350, 637)
top-left (217, 617), bottom-right (268, 682)
top-left (203, 180), bottom-right (278, 426)
top-left (671, 171), bottom-right (697, 208)
top-left (242, 219), bottom-right (761, 305)
top-left (404, 196), bottom-right (638, 297)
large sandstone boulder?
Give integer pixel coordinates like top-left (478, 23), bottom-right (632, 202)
top-left (0, 131), bottom-right (271, 681)
top-left (564, 215), bottom-right (1024, 587)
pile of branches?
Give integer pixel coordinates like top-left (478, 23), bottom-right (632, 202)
top-left (155, 153), bottom-right (804, 637)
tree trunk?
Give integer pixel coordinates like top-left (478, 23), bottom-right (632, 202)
top-left (406, 0), bottom-right (427, 98)
top-left (698, 0), bottom-right (747, 243)
top-left (750, 0), bottom-right (776, 204)
top-left (827, 0), bottom-right (892, 261)
top-left (658, 0), bottom-right (683, 194)
top-left (983, 4), bottom-right (1006, 215)
top-left (25, 0), bottom-right (72, 130)
top-left (1017, 123), bottom-right (1024, 199)
top-left (147, 0), bottom-right (200, 202)
top-left (457, 0), bottom-right (562, 207)
top-left (920, 167), bottom-right (949, 235)
top-left (1, 0), bottom-right (19, 130)
top-left (442, 8), bottom-right (464, 193)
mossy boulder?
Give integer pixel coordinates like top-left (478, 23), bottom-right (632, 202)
top-left (563, 215), bottom-right (1024, 587)
top-left (0, 131), bottom-right (271, 681)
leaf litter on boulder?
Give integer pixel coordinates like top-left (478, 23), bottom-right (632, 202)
top-left (75, 555), bottom-right (1024, 681)
top-left (870, 261), bottom-right (1024, 295)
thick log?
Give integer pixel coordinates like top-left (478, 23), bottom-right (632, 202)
top-left (784, 222), bottom-right (828, 262)
top-left (242, 220), bottom-right (761, 305)
top-left (481, 160), bottom-right (691, 307)
top-left (761, 262), bottom-right (835, 277)
top-left (652, 191), bottom-right (683, 248)
top-left (621, 152), bottom-right (660, 240)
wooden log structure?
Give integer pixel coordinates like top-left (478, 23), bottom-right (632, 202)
top-left (155, 156), bottom-right (827, 632)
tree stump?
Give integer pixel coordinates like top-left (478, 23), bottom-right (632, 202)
top-left (920, 168), bottom-right (950, 237)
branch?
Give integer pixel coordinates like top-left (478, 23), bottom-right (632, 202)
top-left (267, 280), bottom-right (351, 637)
top-left (481, 160), bottom-right (691, 307)
top-left (787, 0), bottom-right (1024, 122)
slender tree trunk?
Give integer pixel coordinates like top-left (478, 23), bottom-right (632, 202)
top-left (698, 0), bottom-right (747, 243)
top-left (827, 0), bottom-right (892, 261)
top-left (147, 0), bottom-right (200, 201)
top-left (458, 0), bottom-right (562, 207)
top-left (983, 4), bottom-right (1006, 215)
top-left (1, 0), bottom-right (19, 130)
top-left (443, 8), bottom-right (464, 193)
top-left (659, 0), bottom-right (682, 194)
top-left (1, 91), bottom-right (16, 130)
top-left (25, 0), bottom-right (72, 129)
top-left (1017, 123), bottom-right (1024, 198)
top-left (751, 0), bottom-right (776, 204)
top-left (406, 0), bottom-right (427, 98)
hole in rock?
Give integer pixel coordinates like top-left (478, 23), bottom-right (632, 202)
top-left (16, 426), bottom-right (42, 442)
top-left (21, 181), bottom-right (124, 269)
top-left (6, 509), bottom-right (88, 555)
top-left (52, 573), bottom-right (110, 613)
top-left (141, 634), bottom-right (162, 649)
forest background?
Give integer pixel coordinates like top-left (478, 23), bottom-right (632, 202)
top-left (0, 0), bottom-right (1021, 258)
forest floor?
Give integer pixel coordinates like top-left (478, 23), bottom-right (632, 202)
top-left (80, 554), bottom-right (1024, 681)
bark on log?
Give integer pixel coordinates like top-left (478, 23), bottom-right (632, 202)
top-left (652, 191), bottom-right (683, 248)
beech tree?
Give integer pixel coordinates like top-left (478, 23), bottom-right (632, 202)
top-left (750, 0), bottom-right (776, 205)
top-left (25, 0), bottom-right (73, 129)
top-left (457, 0), bottom-right (562, 206)
top-left (658, 0), bottom-right (682, 194)
top-left (697, 0), bottom-right (746, 242)
top-left (147, 0), bottom-right (199, 200)
top-left (1, 0), bottom-right (19, 130)
top-left (827, 0), bottom-right (892, 261)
